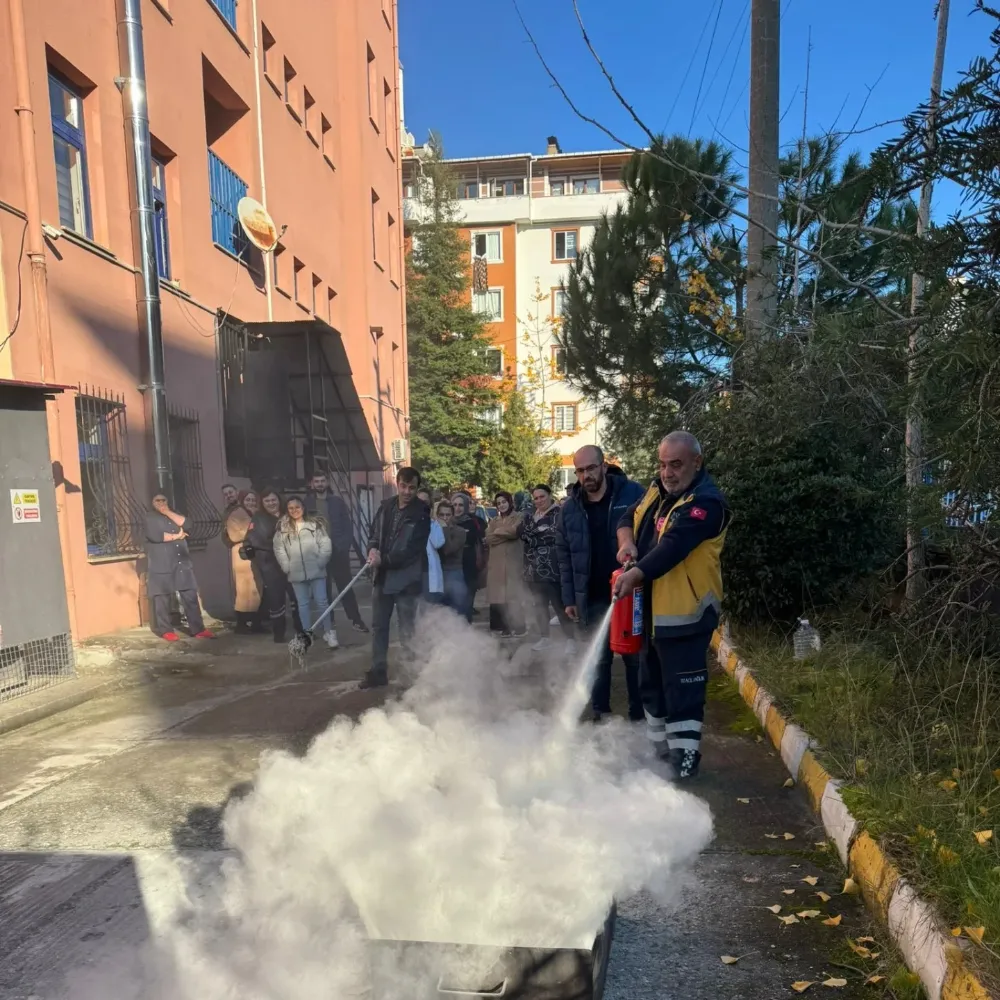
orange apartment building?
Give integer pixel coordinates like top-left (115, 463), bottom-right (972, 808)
top-left (402, 138), bottom-right (631, 491)
top-left (0, 0), bottom-right (408, 674)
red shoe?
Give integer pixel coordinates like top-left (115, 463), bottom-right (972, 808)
top-left (194, 629), bottom-right (215, 639)
top-left (162, 632), bottom-right (180, 642)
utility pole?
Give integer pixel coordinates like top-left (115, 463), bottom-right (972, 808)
top-left (905, 0), bottom-right (951, 604)
top-left (746, 0), bottom-right (781, 346)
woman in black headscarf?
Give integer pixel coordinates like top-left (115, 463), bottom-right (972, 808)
top-left (242, 488), bottom-right (296, 642)
top-left (145, 492), bottom-right (215, 641)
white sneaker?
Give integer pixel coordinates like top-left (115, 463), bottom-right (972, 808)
top-left (324, 629), bottom-right (339, 649)
top-left (531, 637), bottom-right (553, 653)
top-left (549, 615), bottom-right (559, 626)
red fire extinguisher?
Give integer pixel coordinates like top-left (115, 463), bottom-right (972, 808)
top-left (609, 567), bottom-right (644, 654)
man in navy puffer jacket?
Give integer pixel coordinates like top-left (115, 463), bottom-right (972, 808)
top-left (554, 446), bottom-right (645, 721)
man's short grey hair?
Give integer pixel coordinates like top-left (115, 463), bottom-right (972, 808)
top-left (661, 430), bottom-right (702, 456)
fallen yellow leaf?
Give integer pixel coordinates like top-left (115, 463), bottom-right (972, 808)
top-left (765, 833), bottom-right (780, 839)
top-left (822, 914), bottom-right (843, 927)
top-left (778, 914), bottom-right (800, 925)
top-left (951, 927), bottom-right (964, 937)
top-left (847, 939), bottom-right (872, 958)
top-left (939, 845), bottom-right (959, 864)
top-left (767, 904), bottom-right (782, 913)
top-left (791, 983), bottom-right (815, 994)
top-left (857, 936), bottom-right (875, 944)
top-left (870, 952), bottom-right (880, 959)
top-left (720, 955), bottom-right (740, 965)
top-left (783, 777), bottom-right (795, 788)
top-left (842, 878), bottom-right (860, 895)
top-left (865, 975), bottom-right (885, 985)
top-left (782, 889), bottom-right (796, 895)
top-left (822, 979), bottom-right (848, 988)
top-left (816, 891), bottom-right (832, 902)
top-left (802, 876), bottom-right (819, 886)
top-left (965, 926), bottom-right (986, 945)
top-left (953, 768), bottom-right (962, 779)
top-left (737, 797), bottom-right (750, 804)
top-left (755, 734), bottom-right (764, 743)
top-left (797, 910), bottom-right (821, 919)
top-left (979, 806), bottom-right (989, 817)
top-left (783, 832), bottom-right (796, 841)
top-left (974, 830), bottom-right (993, 846)
top-left (916, 825), bottom-right (937, 840)
top-left (815, 841), bottom-right (830, 850)
top-left (939, 779), bottom-right (958, 791)
top-left (992, 768), bottom-right (1000, 782)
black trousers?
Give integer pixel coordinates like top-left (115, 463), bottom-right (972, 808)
top-left (587, 600), bottom-right (642, 719)
top-left (489, 602), bottom-right (525, 633)
top-left (326, 547), bottom-right (364, 626)
top-left (640, 630), bottom-right (712, 754)
top-left (370, 587), bottom-right (418, 680)
top-left (151, 590), bottom-right (204, 637)
top-left (260, 581), bottom-right (287, 641)
top-left (529, 580), bottom-right (574, 640)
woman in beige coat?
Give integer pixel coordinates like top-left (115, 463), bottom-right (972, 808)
top-left (224, 490), bottom-right (263, 633)
top-left (484, 491), bottom-right (526, 637)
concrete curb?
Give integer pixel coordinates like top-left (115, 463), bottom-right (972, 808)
top-left (0, 672), bottom-right (152, 737)
top-left (712, 631), bottom-right (992, 1000)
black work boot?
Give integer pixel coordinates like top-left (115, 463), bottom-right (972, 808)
top-left (359, 671), bottom-right (389, 690)
top-left (669, 748), bottom-right (702, 780)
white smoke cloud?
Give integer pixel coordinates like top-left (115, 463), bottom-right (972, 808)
top-left (58, 607), bottom-right (713, 999)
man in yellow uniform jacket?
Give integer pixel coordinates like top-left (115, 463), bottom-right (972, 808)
top-left (613, 431), bottom-right (731, 780)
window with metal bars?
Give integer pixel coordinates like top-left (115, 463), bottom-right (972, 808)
top-left (75, 388), bottom-right (146, 559)
top-left (168, 408), bottom-right (223, 549)
top-left (208, 0), bottom-right (238, 31)
top-left (208, 150), bottom-right (249, 260)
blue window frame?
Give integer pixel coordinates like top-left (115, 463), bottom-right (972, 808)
top-left (209, 0), bottom-right (238, 31)
top-left (48, 72), bottom-right (91, 238)
top-left (151, 157), bottom-right (171, 279)
top-left (208, 150), bottom-right (249, 260)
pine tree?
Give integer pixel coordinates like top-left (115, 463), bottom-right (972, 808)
top-left (406, 136), bottom-right (499, 487)
top-left (475, 389), bottom-right (557, 497)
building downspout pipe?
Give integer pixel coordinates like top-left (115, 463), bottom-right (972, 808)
top-left (116, 0), bottom-right (171, 496)
top-left (10, 0), bottom-right (79, 639)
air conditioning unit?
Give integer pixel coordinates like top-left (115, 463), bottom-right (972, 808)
top-left (390, 438), bottom-right (408, 463)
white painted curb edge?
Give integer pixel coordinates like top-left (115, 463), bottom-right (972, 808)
top-left (714, 635), bottom-right (987, 1000)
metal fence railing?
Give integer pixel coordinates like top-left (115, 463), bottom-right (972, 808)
top-left (208, 150), bottom-right (249, 260)
top-left (0, 633), bottom-right (74, 705)
top-left (169, 407), bottom-right (223, 549)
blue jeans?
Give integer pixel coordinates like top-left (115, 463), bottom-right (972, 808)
top-left (442, 569), bottom-right (470, 621)
top-left (291, 578), bottom-right (329, 632)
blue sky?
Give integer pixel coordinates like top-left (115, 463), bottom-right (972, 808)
top-left (399, 0), bottom-right (991, 215)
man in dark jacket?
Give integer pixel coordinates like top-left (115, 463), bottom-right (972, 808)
top-left (614, 431), bottom-right (732, 780)
top-left (306, 473), bottom-right (369, 634)
top-left (362, 466), bottom-right (431, 689)
top-left (452, 490), bottom-right (484, 622)
top-left (554, 445), bottom-right (646, 721)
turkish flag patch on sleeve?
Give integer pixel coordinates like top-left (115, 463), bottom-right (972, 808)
top-left (690, 506), bottom-right (707, 521)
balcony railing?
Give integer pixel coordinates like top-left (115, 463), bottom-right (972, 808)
top-left (208, 0), bottom-right (238, 30)
top-left (208, 150), bottom-right (249, 260)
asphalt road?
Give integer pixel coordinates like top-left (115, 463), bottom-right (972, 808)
top-left (0, 611), bottom-right (898, 1000)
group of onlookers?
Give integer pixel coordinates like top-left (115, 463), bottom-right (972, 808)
top-left (147, 475), bottom-right (369, 646)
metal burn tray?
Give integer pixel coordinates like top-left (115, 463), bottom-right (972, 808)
top-left (367, 906), bottom-right (616, 1000)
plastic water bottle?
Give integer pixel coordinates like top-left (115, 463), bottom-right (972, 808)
top-left (793, 619), bottom-right (821, 660)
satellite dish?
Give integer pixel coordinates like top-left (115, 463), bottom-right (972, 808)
top-left (237, 197), bottom-right (279, 253)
